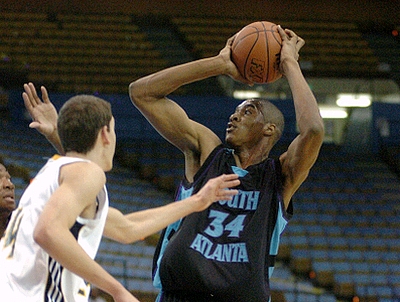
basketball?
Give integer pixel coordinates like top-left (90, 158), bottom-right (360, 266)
top-left (231, 21), bottom-right (282, 84)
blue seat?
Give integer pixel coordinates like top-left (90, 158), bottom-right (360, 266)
top-left (288, 235), bottom-right (309, 248)
top-left (309, 249), bottom-right (329, 260)
top-left (333, 261), bottom-right (352, 273)
top-left (334, 272), bottom-right (353, 284)
top-left (327, 250), bottom-right (346, 261)
top-left (352, 262), bottom-right (370, 274)
top-left (328, 236), bottom-right (348, 249)
top-left (343, 250), bottom-right (363, 262)
top-left (312, 260), bottom-right (333, 273)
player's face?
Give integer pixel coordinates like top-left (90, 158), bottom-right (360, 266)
top-left (225, 100), bottom-right (266, 147)
top-left (0, 164), bottom-right (15, 212)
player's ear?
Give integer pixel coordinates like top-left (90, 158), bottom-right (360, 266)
top-left (100, 125), bottom-right (111, 145)
top-left (263, 123), bottom-right (276, 137)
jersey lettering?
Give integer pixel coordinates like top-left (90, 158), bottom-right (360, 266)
top-left (190, 190), bottom-right (259, 263)
top-left (219, 190), bottom-right (259, 210)
top-left (190, 233), bottom-right (249, 262)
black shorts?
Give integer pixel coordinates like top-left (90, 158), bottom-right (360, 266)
top-left (158, 290), bottom-right (221, 302)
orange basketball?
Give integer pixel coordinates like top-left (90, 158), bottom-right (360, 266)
top-left (231, 21), bottom-right (282, 84)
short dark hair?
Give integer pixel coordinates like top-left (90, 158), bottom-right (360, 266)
top-left (58, 95), bottom-right (112, 154)
top-left (254, 99), bottom-right (285, 145)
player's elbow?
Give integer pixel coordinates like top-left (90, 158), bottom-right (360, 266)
top-left (129, 80), bottom-right (147, 107)
top-left (305, 123), bottom-right (325, 145)
top-left (311, 121), bottom-right (325, 136)
top-left (113, 233), bottom-right (136, 245)
top-left (33, 223), bottom-right (51, 248)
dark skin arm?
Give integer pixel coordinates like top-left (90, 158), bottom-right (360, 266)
top-left (277, 26), bottom-right (325, 208)
top-left (129, 37), bottom-right (249, 182)
top-left (130, 27), bottom-right (324, 208)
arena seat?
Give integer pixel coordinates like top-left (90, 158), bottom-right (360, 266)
top-left (282, 144), bottom-right (400, 301)
top-left (0, 11), bottom-right (166, 94)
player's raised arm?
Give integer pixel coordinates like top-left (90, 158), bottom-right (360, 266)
top-left (129, 58), bottom-right (225, 154)
top-left (277, 26), bottom-right (325, 206)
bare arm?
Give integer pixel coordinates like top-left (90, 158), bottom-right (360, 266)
top-left (277, 26), bottom-right (325, 208)
top-left (129, 37), bottom-right (249, 179)
top-left (104, 173), bottom-right (240, 243)
top-left (22, 82), bottom-right (64, 155)
top-left (129, 57), bottom-right (224, 155)
top-left (33, 162), bottom-right (139, 302)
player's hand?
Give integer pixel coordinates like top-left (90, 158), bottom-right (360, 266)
top-left (194, 174), bottom-right (240, 212)
top-left (22, 82), bottom-right (59, 138)
top-left (219, 35), bottom-right (253, 86)
top-left (277, 25), bottom-right (305, 75)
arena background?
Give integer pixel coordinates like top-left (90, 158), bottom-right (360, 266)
top-left (0, 1), bottom-right (399, 301)
top-left (0, 0), bottom-right (398, 21)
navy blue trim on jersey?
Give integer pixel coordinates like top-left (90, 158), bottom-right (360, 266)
top-left (44, 221), bottom-right (84, 302)
top-left (45, 258), bottom-right (64, 302)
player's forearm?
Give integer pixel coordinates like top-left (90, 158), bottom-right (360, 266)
top-left (123, 196), bottom-right (200, 241)
top-left (34, 225), bottom-right (131, 299)
top-left (46, 131), bottom-right (65, 155)
top-left (284, 59), bottom-right (324, 136)
top-left (129, 55), bottom-right (226, 103)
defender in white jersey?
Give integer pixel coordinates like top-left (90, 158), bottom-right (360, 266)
top-left (0, 87), bottom-right (240, 302)
top-left (0, 156), bottom-right (108, 302)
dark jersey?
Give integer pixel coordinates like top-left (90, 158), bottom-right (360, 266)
top-left (153, 145), bottom-right (292, 302)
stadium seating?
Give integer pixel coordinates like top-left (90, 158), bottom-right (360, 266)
top-left (0, 12), bottom-right (392, 96)
top-left (281, 145), bottom-right (400, 301)
top-left (1, 10), bottom-right (399, 301)
top-left (0, 11), bottom-right (166, 94)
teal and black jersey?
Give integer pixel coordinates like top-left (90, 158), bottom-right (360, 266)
top-left (153, 145), bottom-right (292, 302)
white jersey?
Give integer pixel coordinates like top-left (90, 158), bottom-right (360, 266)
top-left (0, 155), bottom-right (109, 302)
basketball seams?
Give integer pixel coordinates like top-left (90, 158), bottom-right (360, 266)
top-left (231, 21), bottom-right (282, 83)
top-left (244, 32), bottom-right (260, 80)
top-left (263, 27), bottom-right (270, 83)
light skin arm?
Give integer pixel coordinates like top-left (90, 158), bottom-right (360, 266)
top-left (33, 162), bottom-right (139, 302)
top-left (22, 82), bottom-right (64, 155)
top-left (103, 173), bottom-right (240, 243)
top-left (277, 26), bottom-right (325, 208)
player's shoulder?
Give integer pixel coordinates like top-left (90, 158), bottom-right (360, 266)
top-left (60, 160), bottom-right (105, 184)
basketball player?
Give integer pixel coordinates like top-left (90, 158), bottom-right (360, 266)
top-left (0, 91), bottom-right (240, 302)
top-left (0, 162), bottom-right (15, 236)
top-left (128, 25), bottom-right (324, 301)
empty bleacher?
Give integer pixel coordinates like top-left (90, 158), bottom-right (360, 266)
top-left (0, 11), bottom-right (166, 94)
top-left (171, 16), bottom-right (385, 79)
top-left (0, 11), bottom-right (394, 97)
top-left (280, 145), bottom-right (400, 302)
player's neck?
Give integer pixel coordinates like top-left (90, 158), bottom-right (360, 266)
top-left (233, 146), bottom-right (270, 169)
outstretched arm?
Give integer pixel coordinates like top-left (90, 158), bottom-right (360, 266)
top-left (103, 174), bottom-right (240, 243)
top-left (277, 26), bottom-right (325, 208)
top-left (22, 82), bottom-right (64, 155)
